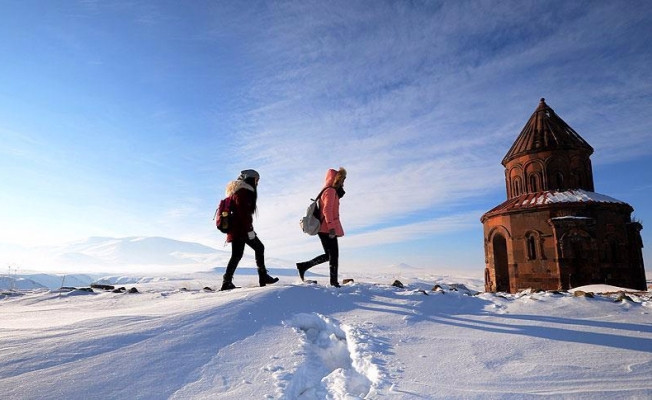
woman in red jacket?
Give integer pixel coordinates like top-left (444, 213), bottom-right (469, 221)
top-left (221, 169), bottom-right (278, 291)
top-left (296, 167), bottom-right (346, 287)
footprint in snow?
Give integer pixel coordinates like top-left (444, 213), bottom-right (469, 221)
top-left (280, 313), bottom-right (379, 399)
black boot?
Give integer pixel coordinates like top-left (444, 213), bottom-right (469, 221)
top-left (296, 262), bottom-right (310, 281)
top-left (329, 264), bottom-right (340, 288)
top-left (296, 254), bottom-right (329, 281)
top-left (259, 270), bottom-right (279, 287)
top-left (220, 280), bottom-right (236, 291)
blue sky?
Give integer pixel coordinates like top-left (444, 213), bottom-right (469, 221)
top-left (1, 0), bottom-right (651, 275)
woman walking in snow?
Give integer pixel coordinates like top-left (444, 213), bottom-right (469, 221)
top-left (296, 167), bottom-right (347, 287)
top-left (221, 169), bottom-right (278, 291)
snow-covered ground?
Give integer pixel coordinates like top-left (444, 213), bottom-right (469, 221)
top-left (1, 268), bottom-right (650, 400)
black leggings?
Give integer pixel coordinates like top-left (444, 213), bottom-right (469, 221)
top-left (224, 236), bottom-right (265, 280)
top-left (318, 232), bottom-right (338, 268)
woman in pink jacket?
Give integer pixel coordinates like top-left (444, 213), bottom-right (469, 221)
top-left (296, 167), bottom-right (347, 287)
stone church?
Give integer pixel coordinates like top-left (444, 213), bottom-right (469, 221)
top-left (481, 98), bottom-right (646, 293)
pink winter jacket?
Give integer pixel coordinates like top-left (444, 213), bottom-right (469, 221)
top-left (319, 169), bottom-right (344, 237)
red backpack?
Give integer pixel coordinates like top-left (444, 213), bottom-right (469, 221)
top-left (214, 196), bottom-right (233, 233)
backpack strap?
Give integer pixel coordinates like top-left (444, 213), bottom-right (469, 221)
top-left (312, 186), bottom-right (336, 203)
top-left (312, 186), bottom-right (334, 222)
top-left (312, 187), bottom-right (329, 201)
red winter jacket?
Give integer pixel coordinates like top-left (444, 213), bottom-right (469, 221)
top-left (225, 181), bottom-right (256, 242)
top-left (319, 168), bottom-right (345, 237)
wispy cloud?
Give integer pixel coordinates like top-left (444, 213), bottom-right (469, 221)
top-left (203, 0), bottom-right (652, 261)
top-left (343, 210), bottom-right (482, 249)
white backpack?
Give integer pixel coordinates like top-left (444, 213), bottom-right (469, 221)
top-left (299, 188), bottom-right (329, 235)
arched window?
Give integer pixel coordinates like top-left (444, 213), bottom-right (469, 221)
top-left (549, 171), bottom-right (564, 190)
top-left (513, 178), bottom-right (522, 196)
top-left (527, 235), bottom-right (537, 260)
top-left (529, 174), bottom-right (539, 192)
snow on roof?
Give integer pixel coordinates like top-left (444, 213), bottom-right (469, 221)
top-left (521, 189), bottom-right (624, 206)
top-left (483, 189), bottom-right (628, 218)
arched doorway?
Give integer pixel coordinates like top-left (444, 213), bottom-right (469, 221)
top-left (493, 234), bottom-right (510, 292)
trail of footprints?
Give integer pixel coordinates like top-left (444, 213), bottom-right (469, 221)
top-left (273, 313), bottom-right (382, 399)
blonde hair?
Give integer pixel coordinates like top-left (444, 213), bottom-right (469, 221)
top-left (333, 167), bottom-right (347, 188)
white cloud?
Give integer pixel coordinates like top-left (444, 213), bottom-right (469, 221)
top-left (198, 0), bottom-right (652, 264)
top-left (343, 210), bottom-right (482, 249)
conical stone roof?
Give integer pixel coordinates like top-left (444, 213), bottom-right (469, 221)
top-left (502, 98), bottom-right (593, 165)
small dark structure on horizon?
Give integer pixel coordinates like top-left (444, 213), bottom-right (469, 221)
top-left (481, 98), bottom-right (646, 293)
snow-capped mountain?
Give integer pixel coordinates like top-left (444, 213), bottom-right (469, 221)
top-left (5, 236), bottom-right (234, 275)
top-left (54, 236), bottom-right (220, 266)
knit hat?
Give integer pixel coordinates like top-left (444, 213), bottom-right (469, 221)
top-left (238, 169), bottom-right (260, 181)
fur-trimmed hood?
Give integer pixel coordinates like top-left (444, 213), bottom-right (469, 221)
top-left (324, 167), bottom-right (347, 188)
top-left (225, 180), bottom-right (255, 197)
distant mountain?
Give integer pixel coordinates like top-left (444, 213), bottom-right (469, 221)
top-left (0, 276), bottom-right (46, 291)
top-left (27, 274), bottom-right (97, 289)
top-left (3, 236), bottom-right (294, 275)
top-left (0, 274), bottom-right (97, 290)
top-left (35, 236), bottom-right (233, 274)
top-left (2, 237), bottom-right (231, 276)
top-left (55, 236), bottom-right (220, 266)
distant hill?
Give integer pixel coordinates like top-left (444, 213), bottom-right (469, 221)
top-left (0, 276), bottom-right (46, 290)
top-left (0, 236), bottom-right (234, 275)
top-left (3, 236), bottom-right (296, 276)
top-left (0, 274), bottom-right (97, 290)
top-left (55, 236), bottom-right (220, 265)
